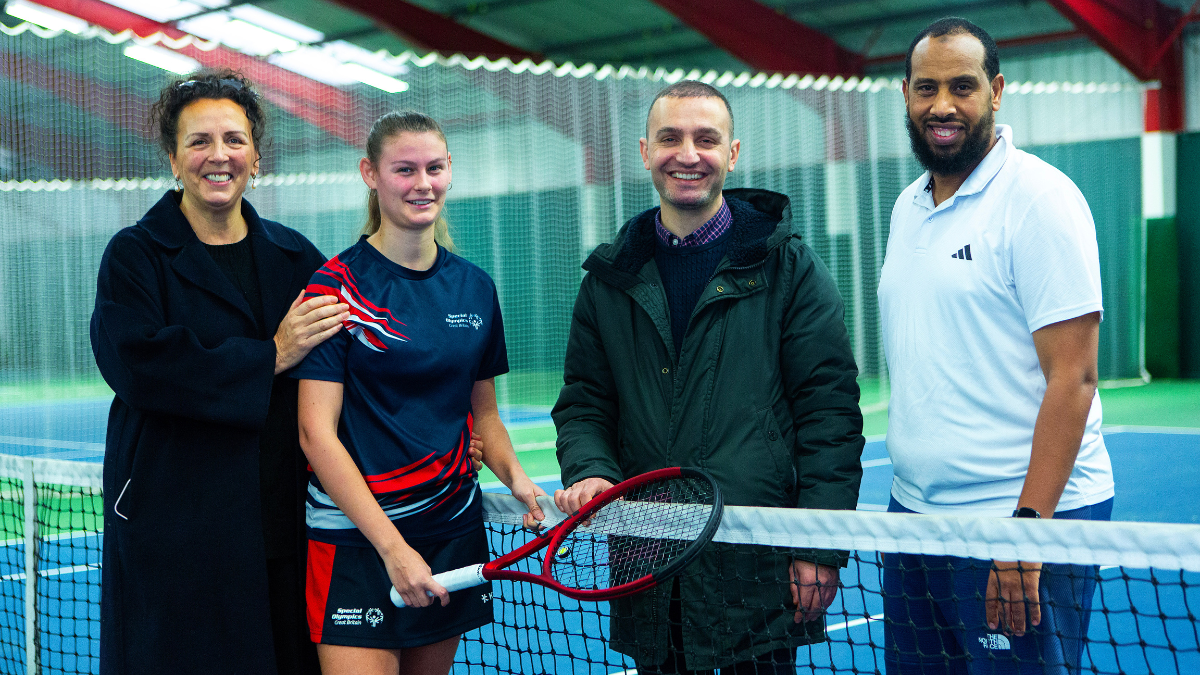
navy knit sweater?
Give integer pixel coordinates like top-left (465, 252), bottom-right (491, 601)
top-left (655, 229), bottom-right (733, 356)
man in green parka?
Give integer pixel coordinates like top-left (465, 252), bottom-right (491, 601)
top-left (552, 81), bottom-right (865, 673)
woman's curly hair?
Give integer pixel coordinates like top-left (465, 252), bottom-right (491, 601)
top-left (149, 69), bottom-right (267, 159)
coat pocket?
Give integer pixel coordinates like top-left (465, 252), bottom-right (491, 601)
top-left (112, 478), bottom-right (132, 520)
top-left (755, 406), bottom-right (793, 490)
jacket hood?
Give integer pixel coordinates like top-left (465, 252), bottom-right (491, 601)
top-left (583, 188), bottom-right (793, 288)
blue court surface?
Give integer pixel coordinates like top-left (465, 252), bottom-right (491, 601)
top-left (0, 400), bottom-right (1198, 674)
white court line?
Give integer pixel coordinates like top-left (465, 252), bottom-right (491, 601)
top-left (505, 399), bottom-right (890, 435)
top-left (481, 474), bottom-right (562, 491)
top-left (520, 437), bottom-right (894, 454)
top-left (1, 563), bottom-right (99, 582)
top-left (1101, 425), bottom-right (1200, 435)
top-left (505, 420), bottom-right (555, 431)
top-left (0, 436), bottom-right (104, 452)
top-left (862, 458), bottom-right (891, 468)
top-left (826, 613), bottom-right (884, 633)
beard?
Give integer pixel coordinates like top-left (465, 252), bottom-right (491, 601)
top-left (906, 108), bottom-right (994, 176)
top-left (652, 172), bottom-right (724, 212)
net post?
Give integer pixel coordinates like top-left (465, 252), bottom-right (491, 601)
top-left (22, 459), bottom-right (39, 675)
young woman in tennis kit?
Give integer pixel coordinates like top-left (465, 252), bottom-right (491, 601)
top-left (293, 111), bottom-right (545, 675)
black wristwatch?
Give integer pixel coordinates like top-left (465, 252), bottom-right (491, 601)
top-left (1012, 507), bottom-right (1042, 519)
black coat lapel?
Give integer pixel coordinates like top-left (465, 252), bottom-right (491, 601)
top-left (138, 193), bottom-right (257, 324)
top-left (174, 239), bottom-right (259, 325)
top-left (252, 232), bottom-right (295, 331)
top-left (245, 198), bottom-right (304, 332)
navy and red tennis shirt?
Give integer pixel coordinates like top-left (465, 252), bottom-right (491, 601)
top-left (291, 236), bottom-right (508, 546)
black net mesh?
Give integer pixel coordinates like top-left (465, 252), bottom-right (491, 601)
top-left (468, 496), bottom-right (1200, 675)
top-left (0, 462), bottom-right (1196, 673)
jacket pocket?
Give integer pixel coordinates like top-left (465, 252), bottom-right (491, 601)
top-left (755, 406), bottom-right (791, 489)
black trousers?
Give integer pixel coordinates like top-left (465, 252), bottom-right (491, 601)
top-left (635, 580), bottom-right (796, 675)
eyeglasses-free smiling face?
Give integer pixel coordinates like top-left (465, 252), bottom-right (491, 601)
top-left (360, 131), bottom-right (451, 233)
top-left (169, 97), bottom-right (259, 217)
top-left (903, 31), bottom-right (1003, 178)
top-left (640, 96), bottom-right (739, 216)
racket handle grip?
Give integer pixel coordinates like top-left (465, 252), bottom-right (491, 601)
top-left (390, 564), bottom-right (487, 608)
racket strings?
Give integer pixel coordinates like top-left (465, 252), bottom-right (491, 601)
top-left (550, 475), bottom-right (717, 592)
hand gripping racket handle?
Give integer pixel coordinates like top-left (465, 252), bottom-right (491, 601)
top-left (390, 563), bottom-right (487, 608)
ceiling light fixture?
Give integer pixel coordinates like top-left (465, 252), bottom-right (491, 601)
top-left (101, 0), bottom-right (229, 24)
top-left (178, 12), bottom-right (300, 56)
top-left (325, 40), bottom-right (408, 76)
top-left (123, 43), bottom-right (201, 74)
top-left (268, 47), bottom-right (358, 86)
top-left (5, 0), bottom-right (89, 33)
top-left (342, 63), bottom-right (409, 93)
top-left (227, 4), bottom-right (322, 43)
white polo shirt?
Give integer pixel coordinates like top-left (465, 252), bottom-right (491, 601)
top-left (878, 124), bottom-right (1114, 515)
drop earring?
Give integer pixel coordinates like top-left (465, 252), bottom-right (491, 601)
top-left (173, 176), bottom-right (182, 192)
top-left (251, 173), bottom-right (258, 190)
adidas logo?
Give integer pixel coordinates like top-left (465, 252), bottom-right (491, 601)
top-left (951, 244), bottom-right (973, 260)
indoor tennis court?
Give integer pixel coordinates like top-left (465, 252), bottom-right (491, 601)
top-left (3, 0), bottom-right (1200, 673)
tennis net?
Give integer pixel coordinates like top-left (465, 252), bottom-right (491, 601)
top-left (1, 454), bottom-right (1198, 674)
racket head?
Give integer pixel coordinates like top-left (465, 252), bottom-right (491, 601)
top-left (544, 466), bottom-right (723, 600)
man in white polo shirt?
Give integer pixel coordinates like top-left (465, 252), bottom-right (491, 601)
top-left (877, 17), bottom-right (1114, 675)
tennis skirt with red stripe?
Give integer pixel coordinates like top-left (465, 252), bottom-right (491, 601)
top-left (306, 525), bottom-right (493, 648)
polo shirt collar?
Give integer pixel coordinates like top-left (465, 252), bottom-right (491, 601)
top-left (957, 124), bottom-right (1012, 196)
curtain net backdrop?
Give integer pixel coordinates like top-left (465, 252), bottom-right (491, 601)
top-left (1, 24), bottom-right (1147, 428)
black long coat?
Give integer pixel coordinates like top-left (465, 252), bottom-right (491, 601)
top-left (91, 192), bottom-right (326, 674)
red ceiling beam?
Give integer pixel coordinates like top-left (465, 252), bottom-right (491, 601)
top-left (648, 0), bottom-right (862, 75)
top-left (31, 0), bottom-right (370, 146)
top-left (1045, 0), bottom-right (1187, 131)
top-left (329, 0), bottom-right (541, 61)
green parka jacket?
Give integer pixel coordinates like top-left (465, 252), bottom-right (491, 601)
top-left (553, 188), bottom-right (865, 669)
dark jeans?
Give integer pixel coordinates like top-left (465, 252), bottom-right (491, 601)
top-left (883, 496), bottom-right (1113, 675)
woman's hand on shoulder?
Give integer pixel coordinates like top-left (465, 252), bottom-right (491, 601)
top-left (274, 291), bottom-right (349, 374)
top-left (382, 540), bottom-right (449, 609)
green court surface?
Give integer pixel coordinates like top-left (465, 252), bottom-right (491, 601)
top-left (1096, 379), bottom-right (1200, 428)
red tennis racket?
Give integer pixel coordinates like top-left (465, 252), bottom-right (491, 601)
top-left (390, 466), bottom-right (723, 607)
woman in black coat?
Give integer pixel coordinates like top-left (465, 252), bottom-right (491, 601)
top-left (90, 71), bottom-right (349, 674)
